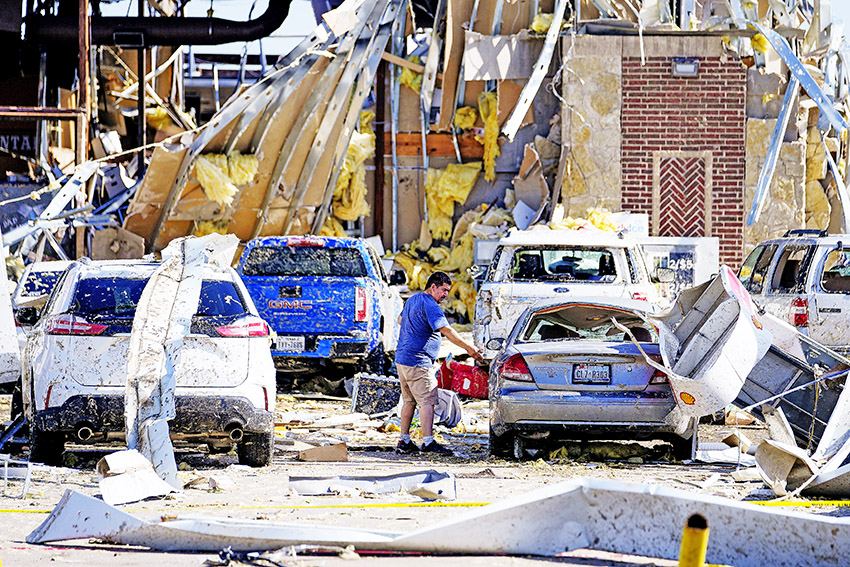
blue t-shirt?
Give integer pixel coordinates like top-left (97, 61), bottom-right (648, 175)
top-left (395, 291), bottom-right (449, 367)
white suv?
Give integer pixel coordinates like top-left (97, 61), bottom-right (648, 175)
top-left (473, 229), bottom-right (672, 358)
top-left (738, 230), bottom-right (850, 357)
top-left (17, 259), bottom-right (276, 466)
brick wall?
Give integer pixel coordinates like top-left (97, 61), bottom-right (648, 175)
top-left (620, 56), bottom-right (747, 265)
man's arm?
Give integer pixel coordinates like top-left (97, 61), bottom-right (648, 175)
top-left (438, 325), bottom-right (484, 362)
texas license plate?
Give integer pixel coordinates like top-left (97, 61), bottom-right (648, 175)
top-left (572, 364), bottom-right (611, 384)
top-left (274, 336), bottom-right (305, 352)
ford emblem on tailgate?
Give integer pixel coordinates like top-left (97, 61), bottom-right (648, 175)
top-left (554, 287), bottom-right (570, 293)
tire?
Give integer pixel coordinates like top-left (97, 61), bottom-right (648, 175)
top-left (670, 431), bottom-right (697, 461)
top-left (29, 426), bottom-right (65, 466)
top-left (364, 347), bottom-right (388, 375)
top-left (489, 427), bottom-right (513, 458)
top-left (238, 431), bottom-right (274, 467)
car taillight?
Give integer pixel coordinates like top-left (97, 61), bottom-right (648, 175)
top-left (46, 314), bottom-right (107, 336)
top-left (355, 287), bottom-right (368, 322)
top-left (285, 236), bottom-right (325, 247)
top-left (45, 384), bottom-right (53, 408)
top-left (263, 387), bottom-right (270, 412)
top-left (650, 369), bottom-right (668, 384)
top-left (500, 353), bottom-right (534, 382)
top-left (215, 316), bottom-right (270, 337)
top-left (790, 297), bottom-right (808, 327)
top-left (631, 292), bottom-right (648, 301)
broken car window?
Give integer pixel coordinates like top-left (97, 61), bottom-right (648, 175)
top-left (510, 247), bottom-right (619, 282)
top-left (740, 244), bottom-right (777, 294)
top-left (21, 271), bottom-right (64, 298)
top-left (520, 305), bottom-right (656, 343)
top-left (770, 245), bottom-right (815, 294)
top-left (821, 249), bottom-right (850, 293)
top-left (72, 277), bottom-right (246, 317)
top-left (242, 247), bottom-right (367, 277)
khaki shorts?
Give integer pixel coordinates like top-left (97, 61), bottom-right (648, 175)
top-left (397, 363), bottom-right (438, 407)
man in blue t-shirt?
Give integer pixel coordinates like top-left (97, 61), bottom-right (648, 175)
top-left (395, 271), bottom-right (484, 454)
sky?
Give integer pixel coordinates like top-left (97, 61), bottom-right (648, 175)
top-left (99, 0), bottom-right (850, 60)
top-left (100, 0), bottom-right (318, 57)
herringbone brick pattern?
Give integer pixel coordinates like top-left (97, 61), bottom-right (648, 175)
top-left (659, 157), bottom-right (706, 237)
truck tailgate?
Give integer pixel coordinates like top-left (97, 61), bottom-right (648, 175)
top-left (247, 276), bottom-right (362, 335)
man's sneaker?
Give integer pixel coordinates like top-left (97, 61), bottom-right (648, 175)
top-left (396, 440), bottom-right (420, 454)
top-left (421, 440), bottom-right (453, 455)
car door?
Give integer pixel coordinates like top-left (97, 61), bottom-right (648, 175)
top-left (808, 246), bottom-right (850, 349)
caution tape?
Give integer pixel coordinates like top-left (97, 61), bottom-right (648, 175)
top-left (749, 500), bottom-right (850, 508)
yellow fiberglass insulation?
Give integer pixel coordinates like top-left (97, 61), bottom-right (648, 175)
top-left (332, 110), bottom-right (376, 222)
top-left (399, 56), bottom-right (423, 93)
top-left (193, 219), bottom-right (229, 237)
top-left (751, 32), bottom-right (769, 54)
top-left (146, 106), bottom-right (173, 130)
top-left (477, 92), bottom-right (500, 182)
top-left (453, 106), bottom-right (477, 130)
top-left (320, 215), bottom-right (347, 237)
top-left (194, 155), bottom-right (238, 207)
top-left (227, 151), bottom-right (259, 186)
top-left (446, 270), bottom-right (477, 318)
top-left (530, 12), bottom-right (554, 34)
top-left (425, 162), bottom-right (483, 240)
top-left (550, 207), bottom-right (619, 232)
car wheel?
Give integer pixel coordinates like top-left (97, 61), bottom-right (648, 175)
top-left (489, 427), bottom-right (513, 458)
top-left (670, 431), bottom-right (697, 461)
top-left (29, 426), bottom-right (65, 466)
top-left (237, 431), bottom-right (274, 467)
top-left (364, 342), bottom-right (389, 375)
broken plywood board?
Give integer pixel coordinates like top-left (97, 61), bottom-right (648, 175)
top-left (436, 0), bottom-right (477, 132)
top-left (382, 132), bottom-right (484, 157)
top-left (297, 443), bottom-right (348, 462)
top-left (463, 31), bottom-right (544, 81)
top-left (498, 80), bottom-right (535, 127)
top-left (28, 478), bottom-right (850, 565)
top-left (123, 143), bottom-right (189, 248)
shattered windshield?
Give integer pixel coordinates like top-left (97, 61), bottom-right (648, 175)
top-left (520, 304), bottom-right (656, 343)
top-left (71, 277), bottom-right (245, 317)
top-left (20, 271), bottom-right (63, 298)
top-left (242, 246), bottom-right (367, 277)
top-left (510, 247), bottom-right (619, 282)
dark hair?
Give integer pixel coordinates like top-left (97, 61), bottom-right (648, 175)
top-left (425, 271), bottom-right (452, 289)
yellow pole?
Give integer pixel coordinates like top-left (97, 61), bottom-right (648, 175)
top-left (679, 513), bottom-right (709, 567)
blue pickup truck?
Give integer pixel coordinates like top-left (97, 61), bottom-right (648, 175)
top-left (236, 236), bottom-right (402, 376)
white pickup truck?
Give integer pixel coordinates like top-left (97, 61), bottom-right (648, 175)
top-left (473, 229), bottom-right (673, 359)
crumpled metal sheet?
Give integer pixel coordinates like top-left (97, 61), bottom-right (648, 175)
top-left (27, 477), bottom-right (850, 564)
top-left (289, 470), bottom-right (456, 500)
top-left (125, 233), bottom-right (239, 488)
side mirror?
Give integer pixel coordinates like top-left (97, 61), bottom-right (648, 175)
top-left (15, 306), bottom-right (39, 326)
top-left (652, 267), bottom-right (675, 283)
top-left (486, 337), bottom-right (505, 351)
top-left (389, 270), bottom-right (407, 286)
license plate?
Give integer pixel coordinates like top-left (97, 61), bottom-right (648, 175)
top-left (572, 364), bottom-right (611, 384)
top-left (274, 336), bottom-right (305, 352)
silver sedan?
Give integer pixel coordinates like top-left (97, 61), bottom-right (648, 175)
top-left (487, 297), bottom-right (697, 460)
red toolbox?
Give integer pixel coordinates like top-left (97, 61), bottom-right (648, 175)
top-left (449, 362), bottom-right (488, 398)
top-left (437, 359), bottom-right (453, 389)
